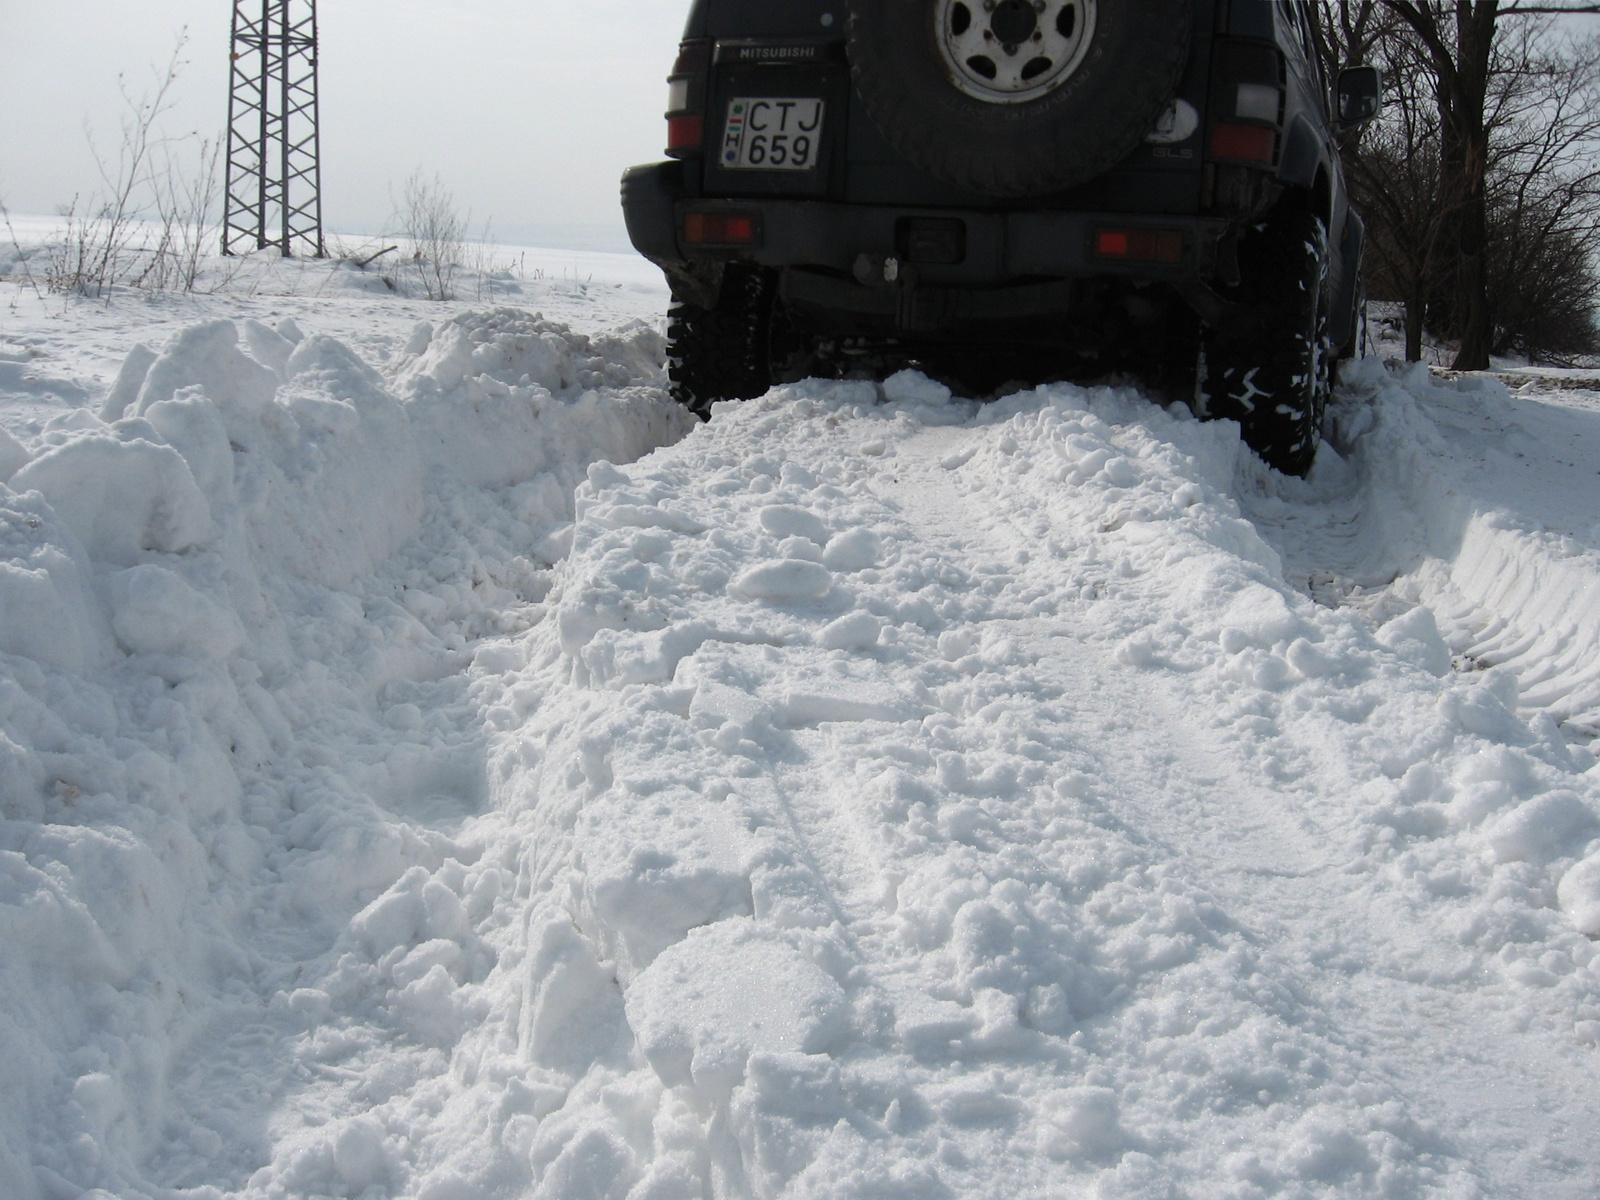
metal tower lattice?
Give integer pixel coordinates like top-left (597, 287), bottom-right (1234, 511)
top-left (223, 0), bottom-right (325, 257)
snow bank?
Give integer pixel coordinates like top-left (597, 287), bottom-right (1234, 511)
top-left (1324, 360), bottom-right (1600, 736)
top-left (393, 309), bottom-right (677, 489)
top-left (0, 310), bottom-right (689, 1199)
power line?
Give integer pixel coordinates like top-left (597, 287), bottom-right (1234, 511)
top-left (223, 0), bottom-right (324, 258)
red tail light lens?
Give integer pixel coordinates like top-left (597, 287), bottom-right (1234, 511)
top-left (683, 211), bottom-right (762, 247)
top-left (1093, 227), bottom-right (1185, 264)
top-left (666, 39), bottom-right (710, 158)
top-left (1210, 123), bottom-right (1277, 163)
top-left (1207, 42), bottom-right (1283, 170)
top-left (667, 115), bottom-right (703, 151)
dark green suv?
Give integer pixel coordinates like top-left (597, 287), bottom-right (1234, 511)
top-left (621, 0), bottom-right (1381, 474)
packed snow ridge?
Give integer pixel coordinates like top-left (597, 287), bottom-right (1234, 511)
top-left (1, 295), bottom-right (1598, 1199)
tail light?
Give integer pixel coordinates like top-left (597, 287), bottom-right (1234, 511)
top-left (666, 40), bottom-right (711, 157)
top-left (1210, 124), bottom-right (1277, 162)
top-left (1093, 227), bottom-right (1185, 264)
top-left (1209, 42), bottom-right (1282, 165)
top-left (668, 116), bottom-right (704, 153)
top-left (683, 210), bottom-right (763, 247)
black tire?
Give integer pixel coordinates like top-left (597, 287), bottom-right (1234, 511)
top-left (846, 0), bottom-right (1191, 197)
top-left (1342, 278), bottom-right (1367, 362)
top-left (666, 264), bottom-right (776, 419)
top-left (1201, 210), bottom-right (1333, 477)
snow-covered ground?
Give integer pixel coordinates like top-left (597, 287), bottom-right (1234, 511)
top-left (2, 243), bottom-right (1599, 1200)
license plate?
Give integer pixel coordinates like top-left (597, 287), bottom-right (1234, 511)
top-left (720, 97), bottom-right (825, 171)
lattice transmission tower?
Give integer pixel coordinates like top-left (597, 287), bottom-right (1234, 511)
top-left (223, 0), bottom-right (325, 257)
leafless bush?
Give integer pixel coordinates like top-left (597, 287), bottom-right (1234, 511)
top-left (39, 33), bottom-right (221, 299)
top-left (140, 134), bottom-right (223, 294)
top-left (1, 200), bottom-right (46, 300)
top-left (394, 170), bottom-right (467, 301)
top-left (44, 44), bottom-right (180, 295)
top-left (467, 219), bottom-right (530, 302)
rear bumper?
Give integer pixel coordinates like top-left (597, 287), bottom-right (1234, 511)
top-left (622, 161), bottom-right (1231, 287)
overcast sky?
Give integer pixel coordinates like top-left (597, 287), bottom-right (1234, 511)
top-left (0, 0), bottom-right (687, 250)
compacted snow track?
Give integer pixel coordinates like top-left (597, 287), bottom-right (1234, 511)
top-left (3, 288), bottom-right (1600, 1199)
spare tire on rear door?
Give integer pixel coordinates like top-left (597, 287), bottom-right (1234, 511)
top-left (847, 0), bottom-right (1191, 197)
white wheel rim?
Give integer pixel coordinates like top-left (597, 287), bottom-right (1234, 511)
top-left (932, 0), bottom-right (1098, 105)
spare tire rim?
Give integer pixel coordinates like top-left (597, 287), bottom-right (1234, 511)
top-left (932, 0), bottom-right (1098, 104)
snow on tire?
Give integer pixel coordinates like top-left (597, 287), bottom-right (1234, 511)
top-left (1201, 208), bottom-right (1334, 476)
top-left (666, 263), bottom-right (776, 418)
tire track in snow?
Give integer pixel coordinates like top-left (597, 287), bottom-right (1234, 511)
top-left (852, 383), bottom-right (1600, 1196)
top-left (879, 421), bottom-right (1341, 884)
top-left (1242, 364), bottom-right (1600, 742)
top-left (494, 378), bottom-right (1515, 1198)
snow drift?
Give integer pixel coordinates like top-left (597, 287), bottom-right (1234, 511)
top-left (1, 301), bottom-right (1598, 1200)
top-left (0, 309), bottom-right (691, 1200)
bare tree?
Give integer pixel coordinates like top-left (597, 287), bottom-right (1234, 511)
top-left (1478, 24), bottom-right (1600, 360)
top-left (1316, 0), bottom-right (1600, 363)
top-left (1377, 0), bottom-right (1600, 368)
top-left (1363, 53), bottom-right (1452, 359)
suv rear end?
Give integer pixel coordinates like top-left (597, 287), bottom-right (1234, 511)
top-left (623, 0), bottom-right (1379, 474)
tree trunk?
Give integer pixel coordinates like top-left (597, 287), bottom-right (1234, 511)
top-left (1383, 1), bottom-right (1499, 369)
top-left (1406, 292), bottom-right (1426, 361)
top-left (1452, 222), bottom-right (1493, 368)
top-left (1447, 2), bottom-right (1496, 370)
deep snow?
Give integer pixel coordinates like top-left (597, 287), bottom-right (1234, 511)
top-left (2, 251), bottom-right (1599, 1200)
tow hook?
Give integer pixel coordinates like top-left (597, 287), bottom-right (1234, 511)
top-left (853, 253), bottom-right (906, 286)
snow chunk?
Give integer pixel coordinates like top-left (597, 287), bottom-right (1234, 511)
top-left (882, 369), bottom-right (952, 406)
top-left (733, 560), bottom-right (833, 602)
top-left (109, 565), bottom-right (242, 661)
top-left (254, 335), bottom-right (424, 587)
top-left (1376, 605), bottom-right (1453, 677)
top-left (822, 528), bottom-right (882, 571)
top-left (242, 318), bottom-right (295, 379)
top-left (521, 918), bottom-right (626, 1074)
top-left (759, 504), bottom-right (829, 545)
top-left (1441, 679), bottom-right (1521, 741)
top-left (1040, 1086), bottom-right (1126, 1159)
top-left (349, 867), bottom-right (467, 959)
top-left (11, 431), bottom-right (213, 564)
top-left (583, 808), bottom-right (755, 976)
top-left (142, 392), bottom-right (234, 509)
top-left (100, 342), bottom-right (158, 422)
top-left (332, 1117), bottom-right (390, 1192)
top-left (1558, 853), bottom-right (1600, 936)
top-left (1219, 583), bottom-right (1301, 649)
top-left (395, 307), bottom-right (578, 395)
top-left (625, 921), bottom-right (848, 1095)
top-left (133, 319), bottom-right (278, 442)
top-left (0, 491), bottom-right (111, 673)
top-left (1484, 791), bottom-right (1596, 863)
top-left (818, 611), bottom-right (882, 651)
top-left (393, 309), bottom-right (687, 489)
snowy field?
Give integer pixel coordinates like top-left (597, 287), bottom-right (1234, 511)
top-left (2, 239), bottom-right (1599, 1200)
